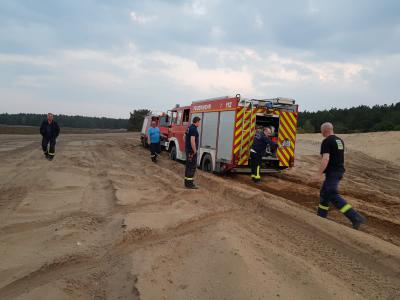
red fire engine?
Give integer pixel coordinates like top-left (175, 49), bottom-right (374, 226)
top-left (144, 94), bottom-right (298, 174)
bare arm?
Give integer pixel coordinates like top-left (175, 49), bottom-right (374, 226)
top-left (190, 136), bottom-right (197, 153)
top-left (317, 153), bottom-right (330, 176)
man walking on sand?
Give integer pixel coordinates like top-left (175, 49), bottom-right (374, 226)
top-left (184, 116), bottom-right (201, 189)
top-left (147, 121), bottom-right (161, 163)
top-left (313, 122), bottom-right (366, 229)
top-left (40, 113), bottom-right (60, 161)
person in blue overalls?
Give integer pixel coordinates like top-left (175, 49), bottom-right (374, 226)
top-left (313, 122), bottom-right (366, 229)
top-left (147, 121), bottom-right (161, 163)
top-left (40, 113), bottom-right (60, 161)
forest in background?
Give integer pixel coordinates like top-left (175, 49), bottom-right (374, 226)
top-left (1, 102), bottom-right (399, 133)
top-left (0, 113), bottom-right (128, 129)
top-left (297, 102), bottom-right (400, 133)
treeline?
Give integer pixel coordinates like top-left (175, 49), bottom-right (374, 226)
top-left (2, 102), bottom-right (399, 133)
top-left (127, 109), bottom-right (151, 131)
top-left (298, 102), bottom-right (400, 133)
top-left (0, 113), bottom-right (128, 129)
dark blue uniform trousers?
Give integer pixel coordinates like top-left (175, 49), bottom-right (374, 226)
top-left (318, 172), bottom-right (359, 223)
top-left (42, 137), bottom-right (56, 157)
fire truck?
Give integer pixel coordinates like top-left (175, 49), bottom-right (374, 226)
top-left (163, 94), bottom-right (299, 174)
top-left (140, 113), bottom-right (169, 147)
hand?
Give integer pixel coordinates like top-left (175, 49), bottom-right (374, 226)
top-left (311, 173), bottom-right (324, 183)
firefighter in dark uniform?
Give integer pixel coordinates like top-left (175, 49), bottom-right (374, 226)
top-left (250, 126), bottom-right (277, 183)
top-left (184, 116), bottom-right (201, 189)
top-left (40, 113), bottom-right (60, 161)
top-left (314, 122), bottom-right (366, 229)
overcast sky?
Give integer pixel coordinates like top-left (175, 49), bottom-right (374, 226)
top-left (0, 0), bottom-right (399, 118)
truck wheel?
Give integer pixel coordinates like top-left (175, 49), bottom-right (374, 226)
top-left (170, 145), bottom-right (177, 161)
top-left (201, 153), bottom-right (213, 173)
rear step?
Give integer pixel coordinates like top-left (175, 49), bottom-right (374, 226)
top-left (230, 168), bottom-right (281, 174)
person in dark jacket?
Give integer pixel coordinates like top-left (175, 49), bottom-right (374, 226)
top-left (40, 113), bottom-right (60, 160)
top-left (313, 122), bottom-right (365, 229)
top-left (249, 126), bottom-right (277, 183)
top-left (184, 116), bottom-right (201, 189)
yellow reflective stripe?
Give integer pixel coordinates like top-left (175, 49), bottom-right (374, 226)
top-left (257, 166), bottom-right (260, 177)
top-left (340, 204), bottom-right (352, 213)
top-left (239, 155), bottom-right (249, 165)
top-left (237, 108), bottom-right (245, 118)
top-left (185, 177), bottom-right (193, 180)
top-left (234, 145), bottom-right (241, 154)
top-left (234, 135), bottom-right (242, 145)
top-left (235, 127), bottom-right (242, 136)
top-left (277, 151), bottom-right (289, 166)
top-left (319, 204), bottom-right (329, 210)
top-left (235, 120), bottom-right (241, 128)
top-left (48, 152), bottom-right (55, 155)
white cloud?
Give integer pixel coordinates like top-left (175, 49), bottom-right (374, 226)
top-left (130, 11), bottom-right (157, 25)
top-left (307, 0), bottom-right (320, 14)
top-left (254, 15), bottom-right (263, 28)
top-left (151, 52), bottom-right (254, 93)
top-left (15, 75), bottom-right (49, 88)
top-left (0, 54), bottom-right (57, 67)
top-left (210, 26), bottom-right (225, 40)
top-left (183, 0), bottom-right (207, 16)
top-left (0, 45), bottom-right (392, 117)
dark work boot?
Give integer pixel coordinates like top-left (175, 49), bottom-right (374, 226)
top-left (185, 181), bottom-right (198, 189)
top-left (187, 184), bottom-right (199, 189)
top-left (344, 207), bottom-right (366, 230)
top-left (352, 213), bottom-right (366, 230)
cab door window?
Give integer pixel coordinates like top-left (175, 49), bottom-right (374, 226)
top-left (171, 111), bottom-right (178, 124)
top-left (176, 111), bottom-right (183, 125)
top-left (182, 109), bottom-right (190, 125)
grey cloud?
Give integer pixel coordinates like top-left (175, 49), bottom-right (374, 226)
top-left (0, 0), bottom-right (399, 117)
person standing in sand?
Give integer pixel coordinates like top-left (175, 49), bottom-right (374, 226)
top-left (40, 113), bottom-right (60, 161)
top-left (313, 122), bottom-right (366, 229)
top-left (147, 121), bottom-right (161, 163)
top-left (184, 116), bottom-right (201, 189)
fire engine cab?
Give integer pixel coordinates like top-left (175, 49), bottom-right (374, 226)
top-left (163, 94), bottom-right (298, 174)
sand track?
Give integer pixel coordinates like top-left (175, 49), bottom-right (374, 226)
top-left (0, 132), bottom-right (399, 300)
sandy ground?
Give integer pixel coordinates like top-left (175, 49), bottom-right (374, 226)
top-left (0, 132), bottom-right (399, 300)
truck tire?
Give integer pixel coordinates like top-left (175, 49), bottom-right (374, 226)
top-left (201, 153), bottom-right (213, 173)
top-left (170, 145), bottom-right (177, 161)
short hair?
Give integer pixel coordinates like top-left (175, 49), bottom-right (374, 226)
top-left (192, 116), bottom-right (201, 123)
top-left (321, 122), bottom-right (333, 131)
top-left (47, 113), bottom-right (53, 116)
